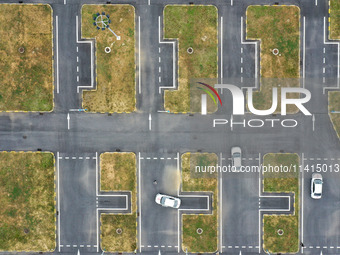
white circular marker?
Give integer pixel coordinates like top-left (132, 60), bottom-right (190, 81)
top-left (197, 228), bottom-right (203, 234)
top-left (277, 229), bottom-right (284, 235)
top-left (105, 47), bottom-right (111, 53)
top-left (117, 36), bottom-right (121, 41)
top-left (272, 48), bottom-right (279, 55)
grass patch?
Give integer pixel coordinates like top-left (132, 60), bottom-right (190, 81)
top-left (100, 152), bottom-right (136, 252)
top-left (330, 0), bottom-right (340, 39)
top-left (163, 5), bottom-right (218, 113)
top-left (0, 152), bottom-right (55, 251)
top-left (181, 152), bottom-right (218, 253)
top-left (0, 4), bottom-right (53, 111)
top-left (246, 6), bottom-right (300, 113)
top-left (262, 153), bottom-right (299, 254)
top-left (329, 91), bottom-right (340, 138)
top-left (81, 5), bottom-right (135, 113)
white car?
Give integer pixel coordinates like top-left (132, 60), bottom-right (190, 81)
top-left (231, 147), bottom-right (242, 171)
top-left (155, 193), bottom-right (181, 208)
top-left (311, 173), bottom-right (323, 199)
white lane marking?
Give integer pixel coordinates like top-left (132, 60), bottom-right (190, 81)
top-left (323, 67), bottom-right (326, 74)
top-left (177, 152), bottom-right (180, 253)
top-left (231, 0), bottom-right (233, 5)
top-left (77, 76), bottom-right (79, 82)
top-left (72, 157), bottom-right (76, 160)
top-left (323, 57), bottom-right (325, 64)
top-left (159, 66), bottom-right (161, 73)
top-left (301, 153), bottom-right (304, 253)
top-left (57, 152), bottom-right (61, 252)
top-left (258, 152), bottom-right (261, 254)
top-left (148, 0), bottom-right (150, 5)
top-left (56, 16), bottom-right (59, 94)
top-left (77, 66), bottom-right (79, 72)
top-left (149, 114), bottom-right (152, 131)
top-left (76, 46), bottom-right (79, 52)
top-left (138, 153), bottom-right (142, 253)
top-left (303, 16), bottom-right (306, 88)
top-left (159, 76), bottom-right (161, 83)
top-left (241, 16), bottom-right (258, 86)
top-left (220, 16), bottom-right (223, 82)
top-left (76, 16), bottom-right (94, 93)
top-left (159, 57), bottom-right (161, 63)
top-left (315, 0), bottom-right (317, 5)
top-left (220, 152), bottom-right (223, 253)
top-left (323, 16), bottom-right (340, 93)
top-left (138, 16), bottom-right (141, 94)
top-left (241, 57), bottom-right (243, 64)
top-left (67, 113), bottom-right (70, 130)
top-left (158, 16), bottom-right (176, 94)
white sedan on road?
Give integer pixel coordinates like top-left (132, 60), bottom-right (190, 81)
top-left (311, 173), bottom-right (323, 199)
top-left (155, 193), bottom-right (181, 208)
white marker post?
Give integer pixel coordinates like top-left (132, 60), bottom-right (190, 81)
top-left (67, 113), bottom-right (70, 130)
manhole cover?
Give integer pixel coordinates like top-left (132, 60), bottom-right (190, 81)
top-left (24, 228), bottom-right (29, 234)
top-left (105, 47), bottom-right (111, 53)
top-left (116, 228), bottom-right (122, 234)
top-left (187, 47), bottom-right (194, 54)
top-left (277, 229), bottom-right (284, 235)
top-left (196, 228), bottom-right (203, 234)
top-left (18, 47), bottom-right (25, 54)
top-left (272, 48), bottom-right (279, 55)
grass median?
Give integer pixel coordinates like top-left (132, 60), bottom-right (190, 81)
top-left (0, 4), bottom-right (53, 111)
top-left (0, 152), bottom-right (55, 251)
top-left (163, 5), bottom-right (218, 113)
top-left (330, 0), bottom-right (340, 39)
top-left (246, 6), bottom-right (300, 113)
top-left (328, 91), bottom-right (340, 138)
top-left (262, 153), bottom-right (299, 254)
top-left (100, 152), bottom-right (137, 252)
top-left (181, 152), bottom-right (218, 253)
top-left (81, 5), bottom-right (135, 113)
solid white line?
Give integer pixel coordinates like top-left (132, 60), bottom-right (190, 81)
top-left (220, 152), bottom-right (223, 253)
top-left (96, 152), bottom-right (98, 196)
top-left (64, 0), bottom-right (66, 4)
top-left (315, 0), bottom-right (317, 5)
top-left (76, 16), bottom-right (94, 93)
top-left (258, 152), bottom-right (261, 254)
top-left (303, 16), bottom-right (306, 88)
top-left (96, 209), bottom-right (99, 252)
top-left (177, 151), bottom-right (180, 253)
top-left (158, 16), bottom-right (176, 94)
top-left (323, 16), bottom-right (340, 93)
top-left (56, 16), bottom-right (59, 94)
top-left (57, 152), bottom-right (61, 252)
top-left (231, 0), bottom-right (233, 5)
top-left (138, 16), bottom-right (141, 94)
top-left (138, 152), bottom-right (142, 253)
top-left (241, 16), bottom-right (258, 85)
top-left (148, 0), bottom-right (150, 5)
top-left (220, 17), bottom-right (223, 82)
top-left (301, 153), bottom-right (304, 253)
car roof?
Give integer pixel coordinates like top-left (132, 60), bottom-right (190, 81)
top-left (315, 183), bottom-right (322, 194)
top-left (163, 197), bottom-right (176, 207)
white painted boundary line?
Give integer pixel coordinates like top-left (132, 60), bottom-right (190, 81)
top-left (323, 16), bottom-right (340, 93)
top-left (303, 16), bottom-right (306, 88)
top-left (76, 16), bottom-right (94, 93)
top-left (176, 152), bottom-right (180, 253)
top-left (241, 16), bottom-right (258, 89)
top-left (158, 16), bottom-right (176, 94)
top-left (219, 152), bottom-right (223, 253)
top-left (138, 152), bottom-right (142, 253)
top-left (301, 153), bottom-right (304, 253)
top-left (259, 195), bottom-right (291, 211)
top-left (258, 152), bottom-right (261, 254)
top-left (96, 209), bottom-right (99, 252)
top-left (57, 152), bottom-right (61, 252)
top-left (56, 16), bottom-right (60, 94)
top-left (138, 16), bottom-right (141, 94)
top-left (220, 17), bottom-right (223, 84)
top-left (178, 195), bottom-right (210, 211)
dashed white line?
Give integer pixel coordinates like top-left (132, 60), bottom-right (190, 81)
top-left (241, 57), bottom-right (243, 64)
top-left (159, 76), bottom-right (161, 83)
top-left (77, 56), bottom-right (79, 62)
top-left (76, 46), bottom-right (79, 52)
top-left (159, 57), bottom-right (161, 63)
top-left (77, 66), bottom-right (79, 72)
top-left (77, 76), bottom-right (79, 82)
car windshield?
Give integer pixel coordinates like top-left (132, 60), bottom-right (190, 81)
top-left (315, 179), bottom-right (322, 184)
top-left (233, 152), bottom-right (241, 157)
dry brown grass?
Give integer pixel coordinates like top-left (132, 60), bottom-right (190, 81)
top-left (81, 5), bottom-right (135, 113)
top-left (181, 153), bottom-right (218, 253)
top-left (0, 4), bottom-right (53, 111)
top-left (330, 0), bottom-right (340, 39)
top-left (163, 6), bottom-right (218, 113)
top-left (0, 152), bottom-right (55, 251)
top-left (329, 91), bottom-right (340, 138)
top-left (100, 152), bottom-right (137, 252)
top-left (262, 153), bottom-right (299, 253)
top-left (246, 6), bottom-right (300, 113)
